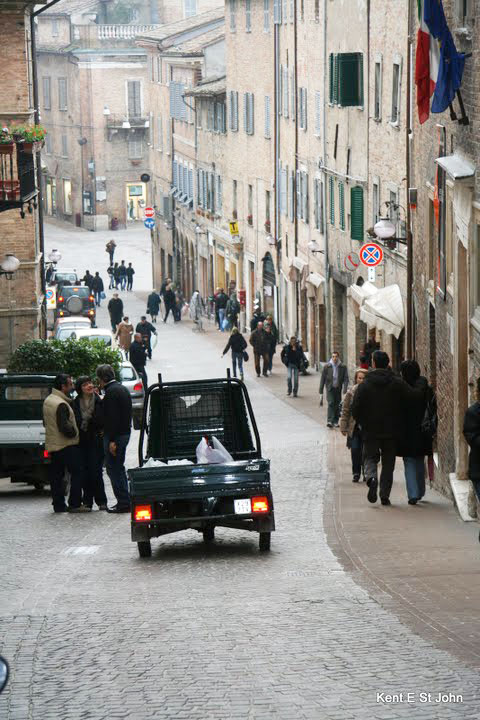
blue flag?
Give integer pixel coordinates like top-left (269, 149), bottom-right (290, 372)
top-left (424, 0), bottom-right (465, 113)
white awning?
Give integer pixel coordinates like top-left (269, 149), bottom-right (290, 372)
top-left (349, 281), bottom-right (377, 306)
top-left (360, 283), bottom-right (405, 338)
top-left (290, 256), bottom-right (306, 272)
top-left (435, 154), bottom-right (475, 180)
top-left (306, 272), bottom-right (325, 288)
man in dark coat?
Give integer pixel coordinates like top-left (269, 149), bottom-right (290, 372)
top-left (129, 332), bottom-right (148, 389)
top-left (147, 290), bottom-right (160, 323)
top-left (249, 321), bottom-right (270, 377)
top-left (250, 307), bottom-right (265, 332)
top-left (118, 260), bottom-right (127, 291)
top-left (136, 316), bottom-right (157, 359)
top-left (163, 284), bottom-right (176, 323)
top-left (281, 337), bottom-right (304, 397)
top-left (226, 292), bottom-right (240, 328)
top-left (82, 270), bottom-right (94, 291)
top-left (319, 352), bottom-right (349, 428)
top-left (214, 288), bottom-right (228, 330)
top-left (264, 323), bottom-right (277, 374)
top-left (91, 271), bottom-right (104, 307)
top-left (463, 376), bottom-right (480, 515)
top-left (107, 292), bottom-right (123, 332)
top-left (126, 262), bottom-right (135, 291)
top-left (113, 263), bottom-right (121, 289)
top-left (352, 350), bottom-right (412, 506)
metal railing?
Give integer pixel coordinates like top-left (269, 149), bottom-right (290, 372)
top-left (97, 25), bottom-right (160, 40)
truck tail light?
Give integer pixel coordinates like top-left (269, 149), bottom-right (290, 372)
top-left (133, 382), bottom-right (143, 392)
top-left (135, 504), bottom-right (152, 521)
top-left (59, 311), bottom-right (64, 316)
top-left (43, 450), bottom-right (50, 458)
top-left (89, 295), bottom-right (95, 302)
top-left (58, 296), bottom-right (64, 302)
top-left (88, 309), bottom-right (95, 316)
top-left (251, 496), bottom-right (269, 513)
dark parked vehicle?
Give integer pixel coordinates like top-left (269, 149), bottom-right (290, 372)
top-left (0, 374), bottom-right (54, 488)
top-left (129, 373), bottom-right (275, 557)
top-left (55, 285), bottom-right (96, 325)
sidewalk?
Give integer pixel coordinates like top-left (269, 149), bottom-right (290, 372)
top-left (202, 318), bottom-right (480, 668)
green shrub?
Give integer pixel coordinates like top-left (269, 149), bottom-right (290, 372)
top-left (8, 338), bottom-right (122, 380)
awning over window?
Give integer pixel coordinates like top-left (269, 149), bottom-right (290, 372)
top-left (359, 284), bottom-right (404, 339)
top-left (349, 281), bottom-right (377, 306)
top-left (435, 154), bottom-right (475, 180)
top-left (290, 256), bottom-right (306, 272)
top-left (306, 272), bottom-right (325, 289)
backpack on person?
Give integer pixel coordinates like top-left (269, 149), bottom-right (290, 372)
top-left (421, 390), bottom-right (438, 438)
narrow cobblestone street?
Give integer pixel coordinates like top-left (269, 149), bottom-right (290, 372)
top-left (0, 223), bottom-right (479, 719)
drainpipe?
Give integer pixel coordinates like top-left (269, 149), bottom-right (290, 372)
top-left (322, 0), bottom-right (331, 358)
top-left (406, 0), bottom-right (414, 358)
top-left (274, 17), bottom-right (281, 330)
top-left (293, 0), bottom-right (299, 336)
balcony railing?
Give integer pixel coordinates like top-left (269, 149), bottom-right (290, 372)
top-left (106, 114), bottom-right (149, 130)
top-left (97, 24), bottom-right (160, 40)
top-left (0, 143), bottom-right (38, 217)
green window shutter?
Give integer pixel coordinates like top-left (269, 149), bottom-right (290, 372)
top-left (329, 176), bottom-right (335, 225)
top-left (333, 54), bottom-right (339, 104)
top-left (339, 182), bottom-right (345, 230)
top-left (329, 54), bottom-right (334, 103)
top-left (338, 53), bottom-right (362, 107)
top-left (351, 186), bottom-right (364, 241)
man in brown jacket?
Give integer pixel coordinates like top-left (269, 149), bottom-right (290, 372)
top-left (249, 321), bottom-right (270, 377)
top-left (43, 373), bottom-right (85, 513)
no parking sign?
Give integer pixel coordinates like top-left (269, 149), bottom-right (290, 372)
top-left (359, 242), bottom-right (383, 267)
top-left (46, 286), bottom-right (56, 309)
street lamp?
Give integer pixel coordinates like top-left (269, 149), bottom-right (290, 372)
top-left (373, 202), bottom-right (408, 248)
top-left (0, 254), bottom-right (20, 279)
top-left (308, 240), bottom-right (323, 254)
top-left (48, 249), bottom-right (62, 264)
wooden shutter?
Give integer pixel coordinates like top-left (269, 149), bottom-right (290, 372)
top-left (264, 0), bottom-right (270, 31)
top-left (296, 170), bottom-right (301, 219)
top-left (339, 53), bottom-right (362, 107)
top-left (289, 172), bottom-right (294, 221)
top-left (333, 55), bottom-right (339, 104)
top-left (273, 0), bottom-right (281, 24)
top-left (264, 95), bottom-right (271, 138)
top-left (329, 176), bottom-right (335, 225)
top-left (203, 171), bottom-right (207, 208)
top-left (315, 91), bottom-right (321, 136)
top-left (329, 54), bottom-right (334, 103)
top-left (248, 93), bottom-right (254, 134)
top-left (339, 182), bottom-right (345, 230)
top-left (350, 186), bottom-right (364, 240)
top-left (302, 172), bottom-right (309, 222)
top-left (128, 80), bottom-right (141, 116)
top-left (243, 92), bottom-right (248, 132)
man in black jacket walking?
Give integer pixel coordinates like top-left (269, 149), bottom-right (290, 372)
top-left (129, 332), bottom-right (148, 388)
top-left (352, 350), bottom-right (411, 506)
top-left (96, 364), bottom-right (132, 513)
top-left (91, 271), bottom-right (104, 306)
top-left (319, 352), bottom-right (349, 427)
top-left (136, 316), bottom-right (157, 359)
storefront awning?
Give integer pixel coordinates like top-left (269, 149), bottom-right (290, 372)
top-left (435, 154), bottom-right (475, 180)
top-left (359, 284), bottom-right (405, 339)
top-left (290, 256), bottom-right (306, 272)
top-left (349, 281), bottom-right (377, 306)
top-left (306, 272), bottom-right (325, 288)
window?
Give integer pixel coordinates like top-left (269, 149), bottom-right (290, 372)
top-left (169, 81), bottom-right (187, 121)
top-left (264, 95), bottom-right (271, 138)
top-left (58, 77), bottom-right (67, 111)
top-left (216, 175), bottom-right (223, 211)
top-left (273, 0), bottom-right (282, 23)
top-left (289, 171), bottom-right (295, 221)
top-left (52, 19), bottom-right (58, 37)
top-left (290, 0), bottom-right (294, 22)
top-left (339, 182), bottom-right (345, 230)
top-left (299, 87), bottom-right (307, 130)
top-left (372, 179), bottom-right (380, 225)
top-left (280, 165), bottom-right (287, 215)
top-left (282, 0), bottom-right (287, 24)
top-left (246, 0), bottom-right (251, 31)
top-left (229, 91), bottom-right (239, 131)
top-left (314, 0), bottom-right (320, 22)
top-left (230, 0), bottom-right (236, 31)
top-left (150, 56), bottom-right (155, 82)
top-left (264, 0), bottom-right (270, 31)
top-left (283, 67), bottom-right (289, 118)
top-left (127, 80), bottom-right (142, 117)
top-left (437, 166), bottom-right (447, 295)
top-left (374, 57), bottom-right (382, 120)
top-left (329, 53), bottom-right (363, 107)
top-left (350, 186), bottom-right (364, 241)
top-left (391, 57), bottom-right (402, 125)
top-left (61, 134), bottom-right (68, 157)
top-left (300, 0), bottom-right (304, 21)
top-left (243, 92), bottom-right (254, 135)
top-left (314, 90), bottom-right (321, 136)
top-left (233, 179), bottom-right (237, 215)
top-left (248, 184), bottom-right (253, 224)
top-left (314, 178), bottom-right (324, 231)
top-left (265, 190), bottom-right (271, 222)
top-left (45, 133), bottom-right (52, 155)
top-left (215, 100), bottom-right (226, 133)
top-left (63, 179), bottom-right (72, 215)
top-left (184, 0), bottom-right (197, 18)
top-left (389, 189), bottom-right (399, 236)
top-left (42, 77), bottom-right (51, 110)
top-left (456, 0), bottom-right (472, 26)
top-left (291, 69), bottom-right (295, 123)
top-left (157, 116), bottom-right (163, 151)
top-left (297, 170), bottom-right (309, 223)
top-left (188, 168), bottom-right (194, 201)
top-left (157, 56), bottom-right (162, 83)
top-left (329, 176), bottom-right (335, 225)
top-left (128, 138), bottom-right (143, 159)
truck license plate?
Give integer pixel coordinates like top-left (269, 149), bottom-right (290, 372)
top-left (234, 498), bottom-right (251, 514)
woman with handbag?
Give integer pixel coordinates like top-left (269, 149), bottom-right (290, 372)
top-left (340, 368), bottom-right (367, 482)
top-left (222, 327), bottom-right (247, 380)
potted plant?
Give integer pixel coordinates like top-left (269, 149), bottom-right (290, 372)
top-left (0, 126), bottom-right (14, 155)
top-left (11, 124), bottom-right (47, 153)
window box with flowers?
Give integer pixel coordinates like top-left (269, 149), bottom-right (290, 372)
top-left (12, 124), bottom-right (47, 154)
top-left (247, 214), bottom-right (253, 226)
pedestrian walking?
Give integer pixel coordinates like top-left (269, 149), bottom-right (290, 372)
top-left (91, 271), bottom-right (104, 307)
top-left (73, 376), bottom-right (108, 511)
top-left (214, 288), bottom-right (229, 331)
top-left (82, 270), bottom-right (94, 291)
top-left (129, 333), bottom-right (148, 389)
top-left (352, 350), bottom-right (413, 506)
top-left (163, 283), bottom-right (176, 323)
top-left (106, 239), bottom-right (116, 265)
top-left (147, 290), bottom-right (160, 323)
top-left (126, 262), bottom-right (135, 291)
top-left (222, 327), bottom-right (247, 380)
top-left (160, 277), bottom-right (171, 299)
top-left (174, 288), bottom-right (184, 322)
top-left (107, 292), bottom-right (123, 332)
top-left (398, 360), bottom-right (437, 505)
top-left (42, 373), bottom-right (84, 513)
top-left (249, 321), bottom-right (270, 378)
top-left (281, 336), bottom-right (304, 397)
top-left (107, 263), bottom-right (115, 289)
top-left (115, 316), bottom-right (133, 357)
top-left (96, 364), bottom-right (131, 513)
top-left (265, 314), bottom-right (278, 343)
top-left (340, 368), bottom-right (368, 482)
top-left (226, 291), bottom-right (240, 329)
top-left (136, 316), bottom-right (157, 359)
top-left (250, 306), bottom-right (265, 332)
top-left (118, 260), bottom-right (127, 291)
top-left (319, 352), bottom-right (349, 428)
top-left (463, 377), bottom-right (480, 538)
top-left (113, 262), bottom-right (121, 290)
top-left (264, 323), bottom-right (277, 374)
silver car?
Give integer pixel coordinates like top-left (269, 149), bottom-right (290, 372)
top-left (120, 361), bottom-right (145, 429)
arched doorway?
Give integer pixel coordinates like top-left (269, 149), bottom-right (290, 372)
top-left (262, 252), bottom-right (276, 317)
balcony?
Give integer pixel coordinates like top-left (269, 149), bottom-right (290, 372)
top-left (0, 143), bottom-right (38, 217)
top-left (105, 114), bottom-right (150, 130)
top-left (97, 25), bottom-right (160, 40)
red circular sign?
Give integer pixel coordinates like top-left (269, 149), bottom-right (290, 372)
top-left (359, 242), bottom-right (383, 267)
top-left (144, 207), bottom-right (155, 218)
top-left (344, 252), bottom-right (360, 272)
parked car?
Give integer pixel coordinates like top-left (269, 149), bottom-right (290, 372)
top-left (52, 316), bottom-right (92, 340)
top-left (119, 361), bottom-right (145, 430)
top-left (0, 373), bottom-right (55, 489)
top-left (67, 327), bottom-right (115, 346)
top-left (55, 285), bottom-right (96, 324)
top-left (50, 268), bottom-right (78, 286)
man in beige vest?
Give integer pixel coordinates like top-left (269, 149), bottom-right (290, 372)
top-left (43, 373), bottom-right (85, 513)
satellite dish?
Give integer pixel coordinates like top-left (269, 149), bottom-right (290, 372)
top-left (140, 173), bottom-right (151, 183)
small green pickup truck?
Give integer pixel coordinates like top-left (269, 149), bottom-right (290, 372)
top-left (128, 374), bottom-right (275, 558)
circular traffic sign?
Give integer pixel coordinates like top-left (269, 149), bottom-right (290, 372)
top-left (46, 288), bottom-right (54, 299)
top-left (359, 242), bottom-right (383, 267)
top-left (144, 207), bottom-right (155, 218)
top-left (344, 252), bottom-right (360, 272)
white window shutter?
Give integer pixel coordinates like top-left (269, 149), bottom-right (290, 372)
top-left (248, 93), bottom-right (254, 134)
top-left (289, 172), bottom-right (294, 221)
top-left (296, 170), bottom-right (301, 219)
top-left (278, 65), bottom-right (283, 116)
top-left (273, 0), bottom-right (281, 24)
top-left (264, 95), bottom-right (271, 138)
top-left (315, 91), bottom-right (321, 136)
top-left (243, 92), bottom-right (248, 132)
top-left (291, 70), bottom-right (295, 124)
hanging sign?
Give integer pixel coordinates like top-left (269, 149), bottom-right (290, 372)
top-left (229, 221), bottom-right (239, 236)
top-left (344, 252), bottom-right (360, 272)
top-left (144, 218), bottom-right (155, 229)
top-left (144, 207), bottom-right (155, 219)
top-left (359, 242), bottom-right (383, 267)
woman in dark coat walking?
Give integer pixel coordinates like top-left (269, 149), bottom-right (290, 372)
top-left (398, 360), bottom-right (436, 504)
top-left (463, 377), bottom-right (480, 509)
top-left (222, 327), bottom-right (247, 380)
top-left (73, 376), bottom-right (108, 510)
top-left (147, 290), bottom-right (161, 323)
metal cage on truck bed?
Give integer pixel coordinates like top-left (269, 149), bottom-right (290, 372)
top-left (138, 372), bottom-right (262, 466)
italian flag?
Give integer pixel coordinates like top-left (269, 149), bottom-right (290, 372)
top-left (415, 0), bottom-right (440, 124)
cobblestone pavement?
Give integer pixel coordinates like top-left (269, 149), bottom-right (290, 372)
top-left (0, 223), bottom-right (479, 719)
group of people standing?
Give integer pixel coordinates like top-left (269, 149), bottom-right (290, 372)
top-left (107, 260), bottom-right (135, 292)
top-left (81, 270), bottom-right (105, 307)
top-left (43, 365), bottom-right (132, 514)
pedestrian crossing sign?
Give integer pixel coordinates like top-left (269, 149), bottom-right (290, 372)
top-left (229, 221), bottom-right (239, 236)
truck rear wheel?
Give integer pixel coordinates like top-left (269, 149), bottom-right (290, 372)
top-left (137, 541), bottom-right (151, 558)
top-left (203, 527), bottom-right (215, 543)
top-left (259, 532), bottom-right (271, 552)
